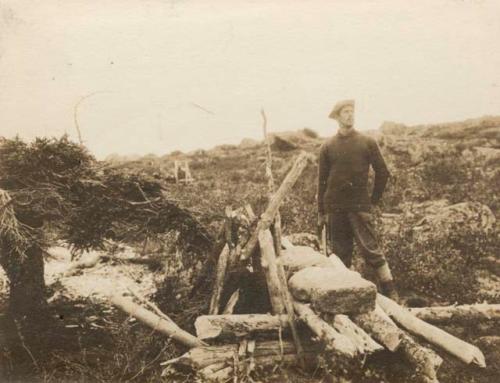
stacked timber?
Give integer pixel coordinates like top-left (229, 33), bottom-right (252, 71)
top-left (107, 151), bottom-right (492, 383)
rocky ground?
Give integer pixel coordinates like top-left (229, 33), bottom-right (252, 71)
top-left (1, 116), bottom-right (499, 382)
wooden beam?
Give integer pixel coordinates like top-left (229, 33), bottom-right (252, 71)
top-left (222, 289), bottom-right (239, 314)
top-left (408, 304), bottom-right (500, 324)
top-left (195, 313), bottom-right (289, 340)
top-left (208, 244), bottom-right (230, 315)
top-left (352, 305), bottom-right (403, 352)
top-left (259, 229), bottom-right (286, 314)
top-left (239, 151), bottom-right (312, 262)
top-left (109, 294), bottom-right (206, 348)
top-left (257, 230), bottom-right (308, 368)
top-left (330, 315), bottom-right (384, 355)
top-left (293, 301), bottom-right (358, 358)
top-left (377, 294), bottom-right (486, 367)
top-left (399, 332), bottom-right (443, 383)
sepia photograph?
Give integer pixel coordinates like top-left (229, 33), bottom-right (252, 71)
top-left (0, 0), bottom-right (499, 382)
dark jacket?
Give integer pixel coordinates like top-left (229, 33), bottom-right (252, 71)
top-left (317, 130), bottom-right (390, 213)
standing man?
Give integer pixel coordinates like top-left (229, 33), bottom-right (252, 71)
top-left (317, 99), bottom-right (399, 300)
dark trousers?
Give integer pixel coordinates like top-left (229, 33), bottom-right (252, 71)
top-left (327, 211), bottom-right (386, 269)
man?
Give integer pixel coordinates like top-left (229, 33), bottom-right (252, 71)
top-left (317, 99), bottom-right (399, 300)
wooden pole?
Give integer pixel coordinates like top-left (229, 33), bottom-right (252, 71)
top-left (352, 305), bottom-right (403, 352)
top-left (259, 229), bottom-right (286, 314)
top-left (239, 150), bottom-right (311, 262)
top-left (256, 228), bottom-right (307, 368)
top-left (398, 333), bottom-right (443, 383)
top-left (109, 294), bottom-right (206, 348)
top-left (293, 301), bottom-right (358, 358)
top-left (208, 244), bottom-right (230, 315)
top-left (261, 108), bottom-right (284, 255)
top-left (222, 289), bottom-right (239, 314)
top-left (408, 303), bottom-right (500, 324)
top-left (377, 294), bottom-right (486, 367)
top-left (330, 314), bottom-right (384, 355)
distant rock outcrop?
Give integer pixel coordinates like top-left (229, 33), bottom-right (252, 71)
top-left (380, 116), bottom-right (500, 148)
top-left (239, 138), bottom-right (261, 148)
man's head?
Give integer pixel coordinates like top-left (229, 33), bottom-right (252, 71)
top-left (329, 100), bottom-right (355, 129)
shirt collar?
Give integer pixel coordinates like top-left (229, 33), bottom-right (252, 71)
top-left (337, 127), bottom-right (357, 138)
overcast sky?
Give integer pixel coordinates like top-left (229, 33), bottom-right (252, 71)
top-left (1, 0), bottom-right (499, 159)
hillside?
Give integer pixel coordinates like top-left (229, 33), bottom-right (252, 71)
top-left (1, 117), bottom-right (499, 383)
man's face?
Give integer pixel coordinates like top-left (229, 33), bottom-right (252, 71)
top-left (337, 106), bottom-right (354, 128)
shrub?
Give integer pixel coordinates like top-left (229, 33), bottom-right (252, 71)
top-left (383, 219), bottom-right (499, 303)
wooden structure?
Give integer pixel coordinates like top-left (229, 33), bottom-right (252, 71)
top-left (107, 151), bottom-right (492, 382)
top-left (174, 160), bottom-right (194, 184)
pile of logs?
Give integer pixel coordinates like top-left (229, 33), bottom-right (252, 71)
top-left (106, 150), bottom-right (497, 382)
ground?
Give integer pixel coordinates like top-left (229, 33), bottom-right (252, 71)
top-left (1, 121), bottom-right (499, 382)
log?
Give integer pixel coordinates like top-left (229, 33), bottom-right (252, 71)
top-left (281, 238), bottom-right (294, 251)
top-left (261, 109), bottom-right (284, 258)
top-left (101, 255), bottom-right (161, 267)
top-left (195, 313), bottom-right (289, 340)
top-left (239, 151), bottom-right (312, 262)
top-left (288, 266), bottom-right (377, 315)
top-left (259, 230), bottom-right (286, 314)
top-left (222, 289), bottom-right (239, 314)
top-left (63, 252), bottom-right (102, 276)
top-left (330, 315), bottom-right (384, 354)
top-left (398, 333), bottom-right (443, 383)
top-left (353, 303), bottom-right (442, 382)
top-left (163, 339), bottom-right (320, 370)
top-left (274, 242), bottom-right (308, 368)
top-left (352, 305), bottom-right (403, 352)
top-left (198, 353), bottom-right (317, 382)
top-left (408, 304), bottom-right (500, 324)
top-left (293, 301), bottom-right (358, 358)
top-left (109, 294), bottom-right (206, 348)
top-left (208, 244), bottom-right (230, 315)
top-left (377, 294), bottom-right (486, 367)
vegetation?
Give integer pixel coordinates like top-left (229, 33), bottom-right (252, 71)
top-left (0, 122), bottom-right (499, 382)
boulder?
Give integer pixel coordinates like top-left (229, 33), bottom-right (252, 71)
top-left (288, 266), bottom-right (377, 315)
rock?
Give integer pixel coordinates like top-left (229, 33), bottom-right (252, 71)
top-left (270, 135), bottom-right (298, 151)
top-left (279, 246), bottom-right (331, 274)
top-left (288, 266), bottom-right (377, 315)
top-left (239, 138), bottom-right (261, 148)
top-left (413, 201), bottom-right (496, 241)
top-left (285, 233), bottom-right (320, 250)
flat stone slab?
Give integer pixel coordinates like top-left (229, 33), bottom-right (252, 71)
top-left (289, 266), bottom-right (376, 315)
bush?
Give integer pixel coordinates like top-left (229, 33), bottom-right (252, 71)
top-left (383, 219), bottom-right (499, 303)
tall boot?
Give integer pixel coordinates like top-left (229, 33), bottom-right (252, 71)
top-left (376, 263), bottom-right (400, 302)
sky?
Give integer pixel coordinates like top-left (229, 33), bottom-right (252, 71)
top-left (0, 0), bottom-right (499, 159)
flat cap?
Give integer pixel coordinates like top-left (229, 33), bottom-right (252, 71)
top-left (328, 99), bottom-right (355, 119)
